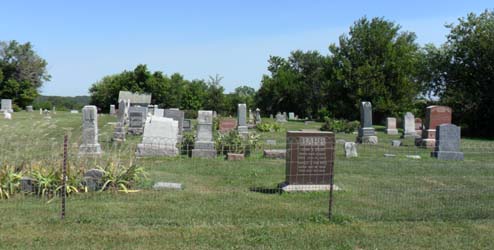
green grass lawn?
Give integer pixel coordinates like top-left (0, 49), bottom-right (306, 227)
top-left (0, 112), bottom-right (493, 249)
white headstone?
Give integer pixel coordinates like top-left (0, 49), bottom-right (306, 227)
top-left (136, 116), bottom-right (179, 156)
top-left (385, 117), bottom-right (398, 135)
top-left (344, 142), bottom-right (358, 158)
top-left (403, 112), bottom-right (417, 138)
top-left (1, 99), bottom-right (13, 113)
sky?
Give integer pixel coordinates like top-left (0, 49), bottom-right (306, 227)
top-left (0, 1), bottom-right (491, 96)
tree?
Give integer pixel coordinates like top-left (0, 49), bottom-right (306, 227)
top-left (329, 17), bottom-right (422, 121)
top-left (0, 40), bottom-right (50, 107)
top-left (424, 10), bottom-right (494, 137)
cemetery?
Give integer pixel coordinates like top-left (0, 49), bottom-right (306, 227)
top-left (1, 3), bottom-right (494, 249)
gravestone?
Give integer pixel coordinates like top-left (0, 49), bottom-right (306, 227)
top-left (127, 106), bottom-right (147, 135)
top-left (83, 169), bottom-right (105, 191)
top-left (154, 108), bottom-right (164, 117)
top-left (288, 112), bottom-right (295, 120)
top-left (164, 109), bottom-right (185, 137)
top-left (402, 112), bottom-right (417, 138)
top-left (385, 117), bottom-right (398, 135)
top-left (70, 110), bottom-right (79, 114)
top-left (3, 111), bottom-right (12, 120)
top-left (52, 106), bottom-right (56, 115)
top-left (263, 149), bottom-right (286, 159)
top-left (78, 106), bottom-right (102, 156)
top-left (344, 142), bottom-right (358, 158)
top-left (20, 177), bottom-right (37, 193)
top-left (118, 91), bottom-right (152, 107)
top-left (1, 99), bottom-right (13, 113)
top-left (237, 104), bottom-right (248, 135)
top-left (192, 110), bottom-right (216, 158)
top-left (219, 118), bottom-right (237, 133)
top-left (415, 118), bottom-right (423, 136)
top-left (357, 102), bottom-right (377, 144)
top-left (183, 119), bottom-right (192, 132)
top-left (112, 100), bottom-right (126, 142)
top-left (109, 105), bottom-right (116, 115)
top-left (431, 124), bottom-right (464, 160)
top-left (275, 112), bottom-right (287, 123)
top-left (248, 109), bottom-right (254, 124)
top-left (281, 131), bottom-right (335, 192)
top-left (391, 140), bottom-right (402, 147)
top-left (136, 116), bottom-right (179, 156)
top-left (26, 106), bottom-right (33, 112)
top-left (269, 114), bottom-right (274, 119)
top-left (418, 106), bottom-right (452, 148)
top-left (254, 108), bottom-right (262, 124)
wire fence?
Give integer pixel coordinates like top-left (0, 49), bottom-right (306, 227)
top-left (0, 129), bottom-right (493, 223)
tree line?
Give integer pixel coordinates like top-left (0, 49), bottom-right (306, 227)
top-left (1, 10), bottom-right (493, 136)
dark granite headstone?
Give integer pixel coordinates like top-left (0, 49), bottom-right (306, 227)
top-left (431, 124), bottom-right (464, 160)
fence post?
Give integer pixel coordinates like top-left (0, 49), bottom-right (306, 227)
top-left (61, 134), bottom-right (68, 220)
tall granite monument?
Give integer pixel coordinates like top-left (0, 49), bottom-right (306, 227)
top-left (431, 124), bottom-right (464, 160)
top-left (237, 103), bottom-right (248, 135)
top-left (357, 102), bottom-right (377, 144)
top-left (192, 110), bottom-right (216, 158)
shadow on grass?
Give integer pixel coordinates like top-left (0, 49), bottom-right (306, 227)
top-left (249, 186), bottom-right (282, 194)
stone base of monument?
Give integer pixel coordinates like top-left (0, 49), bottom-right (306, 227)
top-left (416, 138), bottom-right (436, 148)
top-left (127, 127), bottom-right (143, 135)
top-left (385, 129), bottom-right (399, 135)
top-left (263, 149), bottom-right (286, 159)
top-left (227, 153), bottom-right (245, 161)
top-left (279, 182), bottom-right (341, 192)
top-left (191, 141), bottom-right (216, 158)
top-left (357, 135), bottom-right (378, 144)
top-left (431, 151), bottom-right (464, 160)
top-left (153, 182), bottom-right (183, 190)
top-left (238, 126), bottom-right (248, 135)
top-left (78, 144), bottom-right (102, 156)
top-left (136, 144), bottom-right (179, 157)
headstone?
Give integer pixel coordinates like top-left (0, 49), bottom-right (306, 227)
top-left (213, 111), bottom-right (217, 118)
top-left (415, 118), bottom-right (423, 136)
top-left (254, 108), bottom-right (262, 124)
top-left (282, 112), bottom-right (288, 121)
top-left (384, 153), bottom-right (396, 157)
top-left (192, 110), bottom-right (216, 158)
top-left (153, 182), bottom-right (183, 190)
top-left (164, 109), bottom-right (185, 137)
top-left (391, 140), bottom-right (402, 147)
top-left (288, 112), bottom-right (295, 120)
top-left (1, 99), bottom-right (13, 113)
top-left (52, 106), bottom-right (56, 114)
top-left (3, 111), bottom-right (11, 120)
top-left (357, 102), bottom-right (377, 144)
top-left (219, 118), bottom-right (237, 133)
top-left (70, 110), bottom-right (79, 114)
top-left (26, 106), bottom-right (33, 112)
top-left (281, 131), bottom-right (335, 192)
top-left (78, 106), bottom-right (102, 156)
top-left (20, 177), bottom-right (36, 193)
top-left (275, 112), bottom-right (287, 123)
top-left (147, 105), bottom-right (155, 116)
top-left (406, 155), bottom-right (421, 159)
top-left (385, 117), bottom-right (398, 135)
top-left (248, 109), bottom-right (254, 124)
top-left (40, 108), bottom-right (43, 115)
top-left (110, 105), bottom-right (116, 115)
top-left (83, 169), bottom-right (105, 191)
top-left (263, 149), bottom-right (286, 159)
top-left (112, 100), bottom-right (126, 142)
top-left (269, 114), bottom-right (274, 119)
top-left (431, 124), bottom-right (464, 160)
top-left (183, 119), bottom-right (192, 132)
top-left (127, 106), bottom-right (147, 135)
top-left (402, 112), bottom-right (417, 138)
top-left (136, 116), bottom-right (179, 156)
top-left (227, 153), bottom-right (244, 161)
top-left (118, 91), bottom-right (152, 107)
top-left (344, 142), bottom-right (358, 158)
top-left (418, 106), bottom-right (452, 148)
top-left (237, 104), bottom-right (248, 135)
top-left (154, 108), bottom-right (164, 117)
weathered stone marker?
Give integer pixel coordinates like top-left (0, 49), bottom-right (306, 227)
top-left (357, 101), bottom-right (377, 144)
top-left (164, 108), bottom-right (185, 137)
top-left (127, 106), bottom-right (147, 135)
top-left (402, 112), bottom-right (417, 138)
top-left (183, 119), bottom-right (192, 132)
top-left (1, 99), bottom-right (13, 113)
top-left (418, 106), bottom-right (452, 148)
top-left (26, 106), bottom-right (33, 112)
top-left (431, 124), bottom-right (464, 160)
top-left (344, 142), bottom-right (358, 158)
top-left (275, 112), bottom-right (287, 123)
top-left (254, 108), bottom-right (262, 124)
top-left (281, 131), bottom-right (335, 192)
top-left (136, 116), bottom-right (179, 156)
top-left (109, 105), bottom-right (116, 115)
top-left (219, 118), bottom-right (237, 133)
top-left (237, 103), bottom-right (248, 135)
top-left (112, 100), bottom-right (126, 142)
top-left (78, 105), bottom-right (102, 156)
top-left (192, 110), bottom-right (216, 158)
top-left (385, 117), bottom-right (398, 135)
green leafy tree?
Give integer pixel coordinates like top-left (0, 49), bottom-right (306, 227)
top-left (0, 40), bottom-right (50, 107)
top-left (424, 10), bottom-right (494, 137)
top-left (329, 17), bottom-right (422, 121)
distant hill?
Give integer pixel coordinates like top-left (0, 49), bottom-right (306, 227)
top-left (33, 95), bottom-right (90, 111)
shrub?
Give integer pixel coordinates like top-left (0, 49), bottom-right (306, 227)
top-left (256, 122), bottom-right (282, 132)
top-left (215, 130), bottom-right (260, 156)
top-left (321, 117), bottom-right (360, 133)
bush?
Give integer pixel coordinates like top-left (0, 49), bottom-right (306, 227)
top-left (320, 117), bottom-right (360, 133)
top-left (215, 130), bottom-right (260, 156)
top-left (256, 122), bottom-right (282, 132)
top-left (181, 132), bottom-right (195, 156)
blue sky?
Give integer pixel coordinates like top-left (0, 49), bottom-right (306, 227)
top-left (1, 1), bottom-right (491, 96)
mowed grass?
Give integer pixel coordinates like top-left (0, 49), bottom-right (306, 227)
top-left (0, 112), bottom-right (493, 249)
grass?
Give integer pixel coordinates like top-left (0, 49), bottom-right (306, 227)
top-left (0, 112), bottom-right (493, 249)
